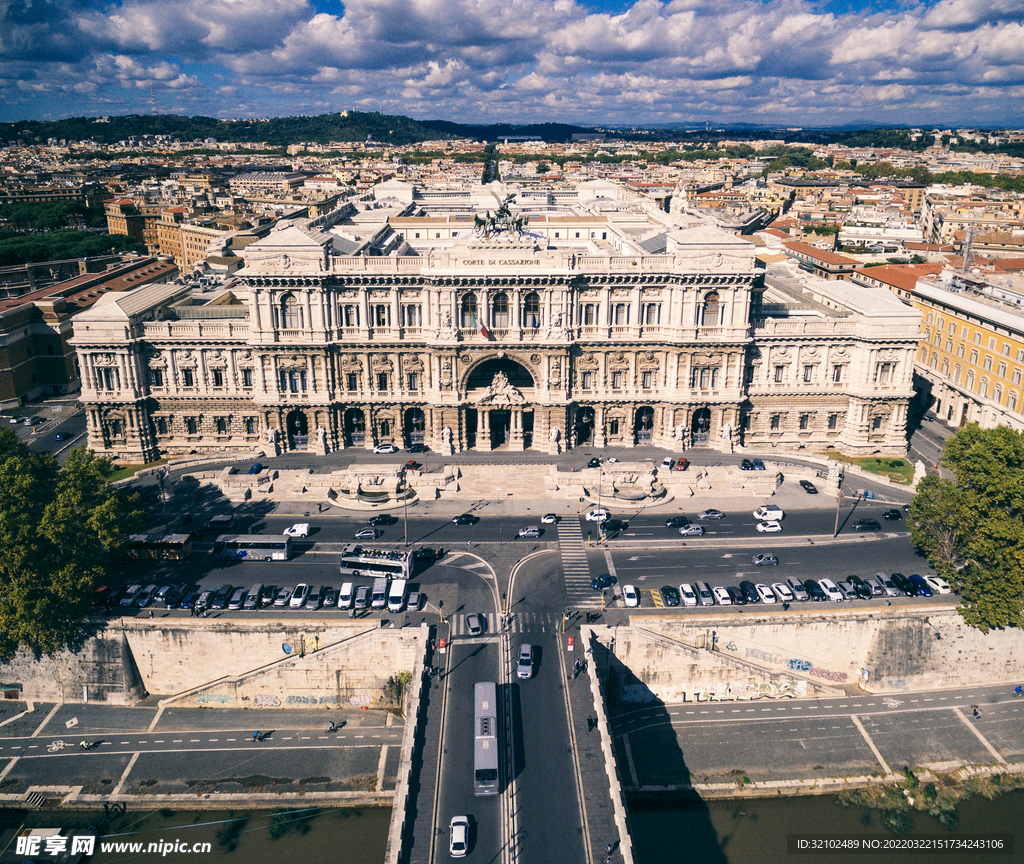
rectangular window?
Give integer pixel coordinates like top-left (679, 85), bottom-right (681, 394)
top-left (1010, 392), bottom-right (1019, 411)
top-left (407, 372), bottom-right (419, 391)
top-left (872, 416), bottom-right (883, 431)
top-left (182, 369), bottom-right (194, 387)
top-left (1003, 343), bottom-right (1011, 356)
top-left (347, 372), bottom-right (359, 391)
top-left (642, 304), bottom-right (660, 325)
top-left (581, 303), bottom-right (597, 326)
top-left (186, 418), bottom-right (197, 435)
top-left (343, 305), bottom-right (359, 327)
top-left (770, 414), bottom-right (781, 431)
top-left (216, 418), bottom-right (227, 434)
top-left (948, 322), bottom-right (957, 334)
top-left (611, 304), bottom-right (628, 325)
top-left (832, 365), bottom-right (843, 383)
top-left (582, 371), bottom-right (592, 389)
top-left (974, 332), bottom-right (982, 344)
top-left (377, 372), bottom-right (389, 391)
top-left (212, 369), bottom-right (224, 387)
top-left (1013, 369), bottom-right (1022, 385)
top-left (642, 370), bottom-right (653, 389)
top-left (799, 414), bottom-right (809, 430)
top-left (608, 418), bottom-right (620, 436)
top-left (244, 418), bottom-right (256, 434)
top-left (957, 344), bottom-right (965, 358)
top-left (988, 336), bottom-right (997, 349)
top-left (611, 371), bottom-right (622, 389)
top-left (876, 363), bottom-right (894, 384)
top-left (803, 365), bottom-right (813, 383)
top-left (774, 365), bottom-right (785, 383)
top-left (1017, 349), bottom-right (1024, 362)
top-left (156, 417), bottom-right (168, 435)
top-left (744, 365), bottom-right (754, 384)
top-left (402, 305), bottom-right (422, 327)
top-left (983, 356), bottom-right (993, 371)
top-left (970, 349), bottom-right (979, 364)
top-left (828, 413), bottom-right (838, 430)
top-left (242, 368), bottom-right (253, 387)
top-left (150, 369), bottom-right (163, 388)
top-left (998, 362), bottom-right (1007, 378)
top-left (373, 305), bottom-right (389, 327)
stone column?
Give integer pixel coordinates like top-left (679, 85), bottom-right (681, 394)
top-left (594, 405), bottom-right (607, 448)
top-left (509, 408), bottom-right (524, 451)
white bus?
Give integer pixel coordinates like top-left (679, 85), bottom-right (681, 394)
top-left (338, 544), bottom-right (413, 580)
top-left (212, 535), bottom-right (292, 561)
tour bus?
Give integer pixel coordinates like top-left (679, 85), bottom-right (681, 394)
top-left (371, 576), bottom-right (389, 610)
top-left (212, 535), bottom-right (292, 561)
top-left (387, 578), bottom-right (408, 613)
top-left (339, 544), bottom-right (413, 580)
top-left (474, 681), bottom-right (500, 796)
top-left (125, 534), bottom-right (193, 561)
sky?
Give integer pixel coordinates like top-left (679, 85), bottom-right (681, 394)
top-left (2, 0), bottom-right (1024, 128)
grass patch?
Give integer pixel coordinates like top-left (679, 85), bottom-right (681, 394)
top-left (819, 453), bottom-right (915, 485)
top-left (107, 459), bottom-right (168, 483)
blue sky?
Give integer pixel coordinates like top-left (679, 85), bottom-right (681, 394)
top-left (2, 0), bottom-right (1023, 127)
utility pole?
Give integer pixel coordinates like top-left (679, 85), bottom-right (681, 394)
top-left (833, 469), bottom-right (844, 537)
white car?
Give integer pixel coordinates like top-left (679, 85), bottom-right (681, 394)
top-left (622, 584), bottom-right (639, 607)
top-left (771, 583), bottom-right (795, 603)
top-left (289, 583), bottom-right (310, 608)
top-left (283, 522), bottom-right (309, 537)
top-left (711, 586), bottom-right (732, 606)
top-left (449, 815), bottom-right (469, 858)
top-left (925, 575), bottom-right (952, 595)
top-left (753, 505), bottom-right (784, 521)
top-left (755, 583), bottom-right (777, 603)
top-left (756, 520), bottom-right (782, 533)
top-left (541, 513), bottom-right (558, 524)
top-left (819, 578), bottom-right (844, 602)
top-left (679, 583), bottom-right (698, 607)
top-left (585, 509), bottom-right (609, 522)
top-left (373, 443), bottom-right (398, 454)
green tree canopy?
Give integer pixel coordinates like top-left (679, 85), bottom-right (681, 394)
top-left (909, 424), bottom-right (1024, 632)
top-left (0, 430), bottom-right (143, 660)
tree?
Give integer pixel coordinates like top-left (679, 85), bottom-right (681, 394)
top-left (909, 424), bottom-right (1024, 632)
top-left (0, 430), bottom-right (143, 660)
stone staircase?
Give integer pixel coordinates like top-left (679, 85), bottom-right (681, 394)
top-left (444, 463), bottom-right (556, 497)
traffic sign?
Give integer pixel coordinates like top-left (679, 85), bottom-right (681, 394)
top-left (439, 638), bottom-right (446, 654)
top-left (567, 636), bottom-right (574, 651)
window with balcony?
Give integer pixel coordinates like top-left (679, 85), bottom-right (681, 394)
top-left (642, 303), bottom-right (660, 325)
top-left (611, 303), bottom-right (628, 325)
top-left (941, 359), bottom-right (949, 376)
top-left (580, 303), bottom-right (598, 326)
top-left (279, 370), bottom-right (307, 393)
top-left (876, 363), bottom-right (895, 384)
top-left (523, 292), bottom-right (541, 329)
top-left (700, 292), bottom-right (719, 326)
top-left (692, 367), bottom-right (717, 389)
top-left (460, 293), bottom-right (478, 328)
top-left (966, 371), bottom-right (975, 390)
top-left (491, 293), bottom-right (509, 328)
top-left (342, 304), bottom-right (359, 327)
top-left (281, 293), bottom-right (302, 329)
top-left (402, 304), bottom-right (422, 327)
top-left (373, 305), bottom-right (390, 327)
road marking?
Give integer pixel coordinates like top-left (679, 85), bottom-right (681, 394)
top-left (154, 740), bottom-right (164, 743)
top-left (120, 741), bottom-right (130, 745)
top-left (850, 715), bottom-right (891, 775)
top-left (208, 739), bottom-right (218, 742)
top-left (27, 745), bottom-right (36, 749)
top-left (173, 739), bottom-right (182, 743)
top-left (954, 708), bottom-right (1006, 764)
top-left (190, 739), bottom-right (200, 742)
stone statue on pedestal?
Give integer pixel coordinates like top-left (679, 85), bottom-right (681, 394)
top-left (549, 425), bottom-right (561, 454)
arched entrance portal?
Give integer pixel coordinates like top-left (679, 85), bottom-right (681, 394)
top-left (344, 408), bottom-right (366, 447)
top-left (574, 407), bottom-right (595, 445)
top-left (286, 409), bottom-right (308, 449)
top-left (692, 407), bottom-right (711, 446)
top-left (404, 407), bottom-right (426, 446)
top-left (466, 356), bottom-right (536, 451)
top-left (634, 407), bottom-right (654, 445)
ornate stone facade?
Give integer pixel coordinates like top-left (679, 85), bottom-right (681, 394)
top-left (70, 184), bottom-right (920, 461)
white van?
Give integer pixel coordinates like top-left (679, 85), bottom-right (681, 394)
top-left (338, 581), bottom-right (354, 610)
top-left (387, 578), bottom-right (408, 613)
top-left (243, 583), bottom-right (263, 610)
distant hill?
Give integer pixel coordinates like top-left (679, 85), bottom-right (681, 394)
top-left (418, 120), bottom-right (596, 143)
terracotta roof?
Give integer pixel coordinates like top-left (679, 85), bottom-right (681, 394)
top-left (852, 263), bottom-right (943, 293)
top-left (993, 258), bottom-right (1024, 272)
top-left (783, 241), bottom-right (859, 266)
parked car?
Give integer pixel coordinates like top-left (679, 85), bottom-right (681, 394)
top-left (210, 584), bottom-right (234, 610)
top-left (120, 584), bottom-right (142, 607)
top-left (155, 585), bottom-right (181, 608)
top-left (804, 579), bottom-right (826, 601)
top-left (622, 584), bottom-right (639, 607)
top-left (679, 524), bottom-right (705, 537)
top-left (406, 443), bottom-right (429, 453)
top-left (755, 583), bottom-right (776, 604)
top-left (591, 574), bottom-right (616, 590)
top-left (586, 457), bottom-right (601, 468)
top-left (786, 577), bottom-right (809, 601)
top-left (909, 574), bottom-right (933, 597)
top-left (228, 587), bottom-right (247, 610)
top-left (753, 505), bottom-right (784, 520)
top-left (836, 580), bottom-right (857, 600)
top-left (405, 460), bottom-right (419, 471)
top-left (679, 583), bottom-right (698, 607)
top-left (373, 443), bottom-right (398, 454)
top-left (756, 520), bottom-right (782, 533)
top-left (355, 528), bottom-right (382, 539)
top-left (517, 644), bottom-right (535, 680)
top-left (407, 591), bottom-right (422, 611)
top-left (925, 575), bottom-right (952, 595)
top-left (177, 590), bottom-right (199, 610)
top-left (247, 462), bottom-right (263, 475)
top-left (661, 457), bottom-right (675, 470)
top-left (799, 480), bottom-right (818, 494)
top-left (260, 585), bottom-right (279, 607)
top-left (665, 516), bottom-right (691, 529)
top-left (752, 553), bottom-right (778, 566)
top-left (585, 509), bottom-right (609, 523)
top-left (738, 581), bottom-right (760, 604)
top-left (883, 509), bottom-right (903, 521)
top-left (698, 509), bottom-right (725, 520)
top-left (660, 586), bottom-right (680, 607)
top-left (819, 578), bottom-right (844, 602)
top-left (465, 614), bottom-right (484, 636)
top-left (195, 589), bottom-right (215, 612)
top-left (136, 584), bottom-right (158, 608)
top-left (711, 586), bottom-right (732, 606)
top-left (673, 458), bottom-right (690, 471)
top-left (752, 458), bottom-right (765, 470)
top-left (273, 587), bottom-right (293, 608)
top-left (693, 581), bottom-right (715, 607)
top-left (890, 572), bottom-right (916, 596)
top-left (851, 519), bottom-right (881, 532)
top-left (878, 574), bottom-right (900, 597)
top-left (726, 586), bottom-right (747, 605)
top-left (354, 586), bottom-right (370, 609)
top-left (305, 585), bottom-right (323, 610)
top-left (772, 583), bottom-right (795, 604)
top-left (289, 584), bottom-right (310, 608)
top-left (864, 574), bottom-right (886, 597)
top-left (740, 458), bottom-right (754, 470)
top-left (848, 575), bottom-right (874, 600)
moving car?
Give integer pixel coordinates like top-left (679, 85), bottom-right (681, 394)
top-left (679, 524), bottom-right (705, 537)
top-left (679, 583), bottom-right (698, 607)
top-left (602, 518), bottom-right (628, 532)
top-left (541, 514), bottom-right (559, 524)
top-left (738, 581), bottom-right (760, 604)
top-left (711, 586), bottom-right (732, 606)
top-left (799, 480), bottom-right (818, 494)
top-left (753, 505), bottom-right (784, 520)
top-left (622, 585), bottom-right (639, 607)
top-left (248, 462), bottom-right (263, 475)
top-left (517, 526), bottom-right (541, 539)
top-left (452, 513), bottom-right (477, 525)
top-left (407, 591), bottom-right (422, 611)
top-left (585, 509), bottom-right (609, 522)
top-left (755, 583), bottom-right (776, 604)
top-left (752, 553), bottom-right (778, 566)
top-left (883, 509), bottom-right (903, 521)
top-left (54, 432), bottom-right (68, 442)
top-left (406, 443), bottom-right (429, 453)
top-left (698, 509), bottom-right (725, 520)
top-left (465, 614), bottom-right (484, 636)
top-left (414, 547), bottom-right (442, 561)
top-left (851, 519), bottom-right (881, 532)
top-left (925, 575), bottom-right (952, 595)
top-left (819, 578), bottom-right (844, 602)
top-left (369, 514), bottom-right (397, 526)
top-left (405, 460), bottom-right (419, 471)
top-left (283, 522), bottom-right (309, 537)
top-left (694, 581), bottom-right (714, 607)
top-left (756, 520), bottom-right (782, 533)
top-left (591, 574), bottom-right (616, 590)
top-left (660, 586), bottom-right (680, 607)
top-left (450, 816), bottom-right (469, 858)
top-left (516, 644), bottom-right (535, 680)
top-left (355, 528), bottom-right (382, 540)
top-left (373, 443), bottom-right (398, 454)
top-left (587, 457), bottom-right (602, 468)
top-left (289, 584), bottom-right (310, 609)
top-left (665, 516), bottom-right (691, 529)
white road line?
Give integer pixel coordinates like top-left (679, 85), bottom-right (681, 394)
top-left (850, 715), bottom-right (892, 775)
top-left (954, 707), bottom-right (1006, 764)
top-left (173, 739), bottom-right (182, 743)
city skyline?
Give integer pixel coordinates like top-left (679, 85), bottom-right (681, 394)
top-left (2, 0), bottom-right (1024, 128)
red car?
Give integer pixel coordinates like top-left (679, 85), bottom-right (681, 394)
top-left (673, 458), bottom-right (689, 471)
top-left (405, 459), bottom-right (419, 470)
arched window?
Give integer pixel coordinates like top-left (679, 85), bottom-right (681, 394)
top-left (523, 292), bottom-right (541, 329)
top-left (492, 292), bottom-right (509, 328)
top-left (700, 292), bottom-right (720, 327)
top-left (460, 293), bottom-right (477, 328)
top-left (966, 370), bottom-right (975, 391)
top-left (941, 358), bottom-right (949, 376)
top-left (281, 293), bottom-right (302, 329)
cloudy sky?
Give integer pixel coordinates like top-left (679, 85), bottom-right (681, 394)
top-left (2, 0), bottom-right (1023, 127)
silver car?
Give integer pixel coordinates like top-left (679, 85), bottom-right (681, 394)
top-left (694, 581), bottom-right (714, 607)
top-left (516, 644), bottom-right (534, 679)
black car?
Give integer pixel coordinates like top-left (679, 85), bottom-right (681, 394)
top-left (883, 509), bottom-right (902, 520)
top-left (851, 519), bottom-right (882, 532)
top-left (738, 580), bottom-right (760, 604)
top-left (726, 586), bottom-right (747, 606)
top-left (452, 514), bottom-right (477, 525)
top-left (660, 586), bottom-right (680, 607)
top-left (847, 575), bottom-right (873, 600)
top-left (368, 514), bottom-right (398, 526)
top-left (804, 579), bottom-right (826, 601)
top-left (740, 458), bottom-right (754, 470)
top-left (407, 443), bottom-right (429, 453)
top-left (799, 480), bottom-right (818, 494)
top-left (890, 572), bottom-right (916, 596)
top-left (751, 458), bottom-right (765, 471)
top-left (591, 574), bottom-right (616, 591)
top-left (665, 516), bottom-right (691, 529)
top-left (602, 519), bottom-right (628, 532)
top-left (210, 584), bottom-right (233, 610)
top-left (414, 547), bottom-right (443, 561)
top-left (587, 457), bottom-right (601, 469)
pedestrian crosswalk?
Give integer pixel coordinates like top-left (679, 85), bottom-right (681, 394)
top-left (446, 611), bottom-right (564, 636)
top-left (557, 519), bottom-right (602, 608)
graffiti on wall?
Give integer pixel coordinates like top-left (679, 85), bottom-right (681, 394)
top-left (622, 678), bottom-right (809, 703)
top-left (742, 648), bottom-right (850, 683)
top-left (199, 692), bottom-right (377, 707)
